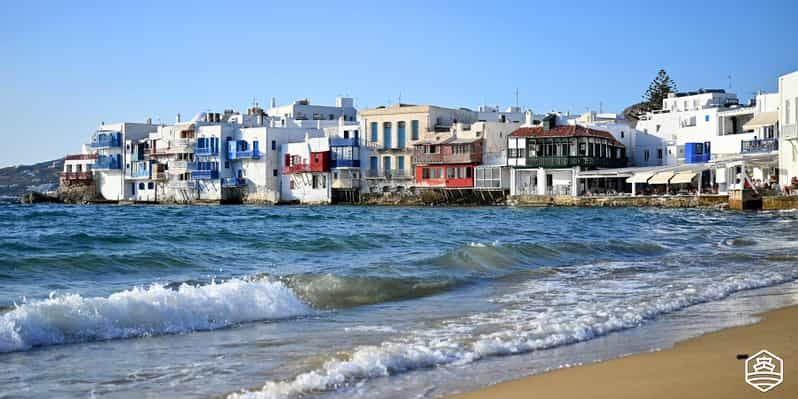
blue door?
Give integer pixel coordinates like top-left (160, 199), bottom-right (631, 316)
top-left (383, 157), bottom-right (391, 174)
top-left (370, 156), bottom-right (378, 175)
top-left (397, 156), bottom-right (405, 171)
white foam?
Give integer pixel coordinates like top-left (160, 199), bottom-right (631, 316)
top-left (229, 269), bottom-right (796, 399)
top-left (0, 279), bottom-right (310, 353)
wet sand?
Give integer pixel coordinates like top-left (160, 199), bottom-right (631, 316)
top-left (447, 305), bottom-right (797, 399)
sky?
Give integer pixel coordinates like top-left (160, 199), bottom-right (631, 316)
top-left (1, 0), bottom-right (797, 166)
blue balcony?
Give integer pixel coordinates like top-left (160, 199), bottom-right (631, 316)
top-left (195, 147), bottom-right (219, 156)
top-left (227, 149), bottom-right (261, 160)
top-left (741, 138), bottom-right (778, 154)
top-left (330, 159), bottom-right (361, 168)
top-left (91, 132), bottom-right (122, 148)
top-left (331, 137), bottom-right (360, 147)
top-left (684, 142), bottom-right (711, 164)
top-left (128, 168), bottom-right (151, 178)
top-left (93, 155), bottom-right (122, 170)
top-left (190, 169), bottom-right (219, 180)
top-left (222, 177), bottom-right (247, 187)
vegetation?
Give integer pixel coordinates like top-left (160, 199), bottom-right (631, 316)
top-left (643, 69), bottom-right (678, 111)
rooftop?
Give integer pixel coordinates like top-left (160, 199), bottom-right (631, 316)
top-left (510, 125), bottom-right (624, 147)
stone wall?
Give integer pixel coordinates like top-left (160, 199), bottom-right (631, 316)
top-left (509, 195), bottom-right (729, 208)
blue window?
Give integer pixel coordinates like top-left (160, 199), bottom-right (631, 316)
top-left (705, 115), bottom-right (710, 122)
top-left (397, 156), bottom-right (405, 171)
top-left (383, 122), bottom-right (392, 149)
top-left (370, 122), bottom-right (378, 142)
top-left (397, 122), bottom-right (406, 149)
top-left (271, 140), bottom-right (276, 150)
top-left (370, 156), bottom-right (378, 172)
top-left (411, 120), bottom-right (419, 140)
top-left (273, 169), bottom-right (278, 176)
top-left (383, 156), bottom-right (391, 172)
top-left (253, 140), bottom-right (259, 154)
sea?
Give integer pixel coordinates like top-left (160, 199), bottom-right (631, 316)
top-left (1, 204), bottom-right (797, 399)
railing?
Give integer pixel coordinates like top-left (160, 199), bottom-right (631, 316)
top-left (282, 163), bottom-right (312, 174)
top-left (169, 180), bottom-right (196, 190)
top-left (170, 160), bottom-right (190, 170)
top-left (190, 169), bottom-right (219, 180)
top-left (741, 138), bottom-right (778, 154)
top-left (413, 151), bottom-right (482, 164)
top-left (65, 154), bottom-right (96, 161)
top-left (127, 169), bottom-right (151, 179)
top-left (227, 149), bottom-right (261, 160)
top-left (60, 172), bottom-right (93, 180)
top-left (222, 177), bottom-right (247, 188)
top-left (91, 132), bottom-right (121, 148)
top-left (330, 159), bottom-right (360, 168)
top-left (523, 156), bottom-right (626, 169)
top-left (93, 155), bottom-right (122, 170)
top-left (195, 147), bottom-right (219, 156)
top-left (365, 169), bottom-right (413, 179)
top-left (331, 138), bottom-right (360, 147)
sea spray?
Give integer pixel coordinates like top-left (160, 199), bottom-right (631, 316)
top-left (0, 279), bottom-right (310, 353)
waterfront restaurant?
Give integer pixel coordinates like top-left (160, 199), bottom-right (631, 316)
top-left (413, 137), bottom-right (483, 188)
top-left (508, 115), bottom-right (627, 196)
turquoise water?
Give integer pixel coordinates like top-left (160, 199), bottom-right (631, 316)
top-left (1, 204), bottom-right (797, 398)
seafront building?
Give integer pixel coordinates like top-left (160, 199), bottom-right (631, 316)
top-left (778, 71), bottom-right (798, 187)
top-left (93, 122), bottom-right (159, 201)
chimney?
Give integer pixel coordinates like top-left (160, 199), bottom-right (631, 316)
top-left (338, 114), bottom-right (345, 131)
top-left (257, 113), bottom-right (263, 126)
top-left (271, 97), bottom-right (277, 108)
top-left (523, 110), bottom-right (533, 127)
top-left (176, 113), bottom-right (181, 123)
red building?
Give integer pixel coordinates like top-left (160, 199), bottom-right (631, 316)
top-left (413, 138), bottom-right (482, 188)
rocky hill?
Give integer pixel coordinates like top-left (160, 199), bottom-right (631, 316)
top-left (0, 159), bottom-right (63, 200)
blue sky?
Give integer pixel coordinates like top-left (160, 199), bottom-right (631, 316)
top-left (1, 0), bottom-right (796, 166)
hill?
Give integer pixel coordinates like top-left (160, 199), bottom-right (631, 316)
top-left (0, 158), bottom-right (64, 199)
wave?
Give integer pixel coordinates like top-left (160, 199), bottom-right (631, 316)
top-left (229, 271), bottom-right (796, 399)
top-left (283, 274), bottom-right (460, 309)
top-left (0, 279), bottom-right (310, 353)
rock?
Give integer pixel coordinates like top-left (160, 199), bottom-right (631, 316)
top-left (19, 191), bottom-right (61, 204)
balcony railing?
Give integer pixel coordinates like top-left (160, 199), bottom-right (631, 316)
top-left (227, 149), bottom-right (261, 160)
top-left (282, 163), bottom-right (312, 174)
top-left (60, 172), bottom-right (93, 181)
top-left (190, 169), bottom-right (219, 180)
top-left (91, 132), bottom-right (122, 148)
top-left (331, 138), bottom-right (360, 147)
top-left (222, 177), bottom-right (247, 188)
top-left (170, 160), bottom-right (190, 171)
top-left (195, 147), bottom-right (219, 156)
top-left (365, 169), bottom-right (413, 179)
top-left (65, 154), bottom-right (96, 161)
top-left (93, 155), bottom-right (122, 170)
top-left (741, 138), bottom-right (778, 154)
top-left (330, 159), bottom-right (360, 168)
top-left (413, 151), bottom-right (482, 165)
top-left (522, 156), bottom-right (626, 169)
top-left (169, 180), bottom-right (196, 190)
top-left (127, 169), bottom-right (151, 179)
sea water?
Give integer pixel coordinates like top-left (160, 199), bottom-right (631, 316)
top-left (1, 204), bottom-right (797, 398)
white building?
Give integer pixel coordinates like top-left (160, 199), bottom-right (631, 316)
top-left (91, 122), bottom-right (158, 201)
top-left (268, 97), bottom-right (357, 127)
top-left (779, 71), bottom-right (798, 187)
top-left (280, 136), bottom-right (332, 204)
top-left (573, 111), bottom-right (666, 167)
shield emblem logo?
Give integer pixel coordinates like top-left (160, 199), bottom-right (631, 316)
top-left (745, 350), bottom-right (784, 392)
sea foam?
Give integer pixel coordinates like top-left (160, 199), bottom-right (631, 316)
top-left (0, 279), bottom-right (310, 353)
top-left (229, 270), bottom-right (796, 399)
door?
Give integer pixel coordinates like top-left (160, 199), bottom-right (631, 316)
top-left (370, 157), bottom-right (378, 176)
top-left (383, 157), bottom-right (391, 175)
top-left (397, 156), bottom-right (405, 171)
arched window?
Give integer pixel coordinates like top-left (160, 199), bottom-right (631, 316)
top-left (147, 182), bottom-right (154, 189)
top-left (138, 182), bottom-right (145, 189)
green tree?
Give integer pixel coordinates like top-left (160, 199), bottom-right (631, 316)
top-left (643, 69), bottom-right (677, 111)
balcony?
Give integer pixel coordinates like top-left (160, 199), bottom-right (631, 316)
top-left (91, 132), bottom-right (122, 148)
top-left (60, 172), bottom-right (93, 181)
top-left (190, 169), bottom-right (219, 180)
top-left (195, 147), bottom-right (219, 156)
top-left (93, 155), bottom-right (122, 170)
top-left (222, 177), bottom-right (247, 188)
top-left (365, 169), bottom-right (413, 179)
top-left (331, 138), bottom-right (360, 147)
top-left (413, 152), bottom-right (482, 165)
top-left (127, 169), bottom-right (151, 179)
top-left (227, 149), bottom-right (261, 160)
top-left (741, 138), bottom-right (778, 154)
top-left (330, 159), bottom-right (360, 168)
top-left (65, 154), bottom-right (96, 161)
top-left (282, 163), bottom-right (312, 174)
top-left (169, 180), bottom-right (196, 190)
top-left (522, 156), bottom-right (626, 169)
top-left (170, 160), bottom-right (191, 171)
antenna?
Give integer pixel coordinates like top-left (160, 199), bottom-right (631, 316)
top-left (514, 88), bottom-right (519, 108)
top-left (599, 101), bottom-right (603, 114)
top-left (398, 92), bottom-right (402, 104)
top-left (728, 75), bottom-right (733, 90)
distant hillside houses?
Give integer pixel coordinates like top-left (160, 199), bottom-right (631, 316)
top-left (55, 69), bottom-right (798, 204)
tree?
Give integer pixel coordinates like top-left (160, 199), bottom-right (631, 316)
top-left (643, 69), bottom-right (677, 111)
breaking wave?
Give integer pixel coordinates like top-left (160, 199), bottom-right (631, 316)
top-left (229, 270), bottom-right (796, 399)
top-left (0, 279), bottom-right (310, 353)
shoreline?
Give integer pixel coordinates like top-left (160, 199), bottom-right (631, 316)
top-left (446, 304), bottom-right (797, 399)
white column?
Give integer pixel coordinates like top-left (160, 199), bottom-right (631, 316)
top-left (697, 170), bottom-right (702, 197)
top-left (632, 182), bottom-right (636, 197)
top-left (537, 167), bottom-right (546, 195)
top-left (510, 168), bottom-right (517, 196)
top-left (571, 166), bottom-right (579, 196)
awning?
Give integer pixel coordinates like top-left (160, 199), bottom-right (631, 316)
top-left (670, 171), bottom-right (697, 184)
top-left (648, 171), bottom-right (675, 185)
top-left (742, 112), bottom-right (778, 130)
top-left (626, 172), bottom-right (655, 184)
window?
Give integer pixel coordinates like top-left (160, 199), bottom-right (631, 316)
top-left (397, 156), bottom-right (405, 171)
top-left (397, 122), bottom-right (406, 149)
top-left (290, 180), bottom-right (295, 189)
top-left (620, 131), bottom-right (624, 138)
top-left (225, 161), bottom-right (230, 169)
top-left (578, 142), bottom-right (586, 156)
top-left (343, 130), bottom-right (349, 139)
top-left (138, 182), bottom-right (145, 189)
top-left (657, 149), bottom-right (663, 159)
top-left (411, 120), bottom-right (419, 140)
top-left (370, 122), bottom-right (378, 142)
top-left (705, 115), bottom-right (710, 122)
top-left (447, 167), bottom-right (456, 179)
top-left (383, 122), bottom-right (392, 149)
top-left (333, 171), bottom-right (339, 180)
top-left (644, 150), bottom-right (650, 161)
top-left (147, 182), bottom-right (154, 190)
top-left (271, 140), bottom-right (276, 150)
top-left (273, 169), bottom-right (278, 176)
top-left (312, 175), bottom-right (319, 189)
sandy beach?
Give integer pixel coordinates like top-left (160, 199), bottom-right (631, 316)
top-left (448, 305), bottom-right (798, 399)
